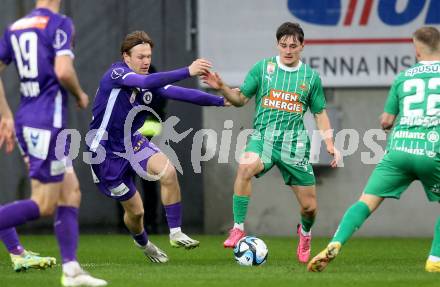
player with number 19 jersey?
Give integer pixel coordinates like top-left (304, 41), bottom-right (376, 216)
top-left (0, 7), bottom-right (74, 182)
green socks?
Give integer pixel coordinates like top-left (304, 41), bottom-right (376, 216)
top-left (331, 201), bottom-right (371, 245)
top-left (430, 217), bottom-right (440, 257)
top-left (301, 214), bottom-right (315, 232)
top-left (233, 194), bottom-right (250, 224)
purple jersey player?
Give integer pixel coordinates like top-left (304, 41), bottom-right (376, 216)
top-left (0, 0), bottom-right (106, 286)
top-left (88, 31), bottom-right (228, 262)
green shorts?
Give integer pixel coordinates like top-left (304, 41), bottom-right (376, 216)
top-left (364, 150), bottom-right (440, 202)
top-left (244, 137), bottom-right (315, 186)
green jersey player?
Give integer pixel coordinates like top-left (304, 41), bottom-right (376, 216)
top-left (308, 26), bottom-right (440, 273)
top-left (203, 22), bottom-right (339, 263)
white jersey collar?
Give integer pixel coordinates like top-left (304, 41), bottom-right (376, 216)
top-left (419, 60), bottom-right (440, 65)
top-left (276, 56), bottom-right (302, 72)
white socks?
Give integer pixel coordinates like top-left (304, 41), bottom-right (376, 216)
top-left (233, 223), bottom-right (244, 231)
top-left (301, 227), bottom-right (311, 236)
top-left (63, 260), bottom-right (81, 276)
top-left (170, 227), bottom-right (181, 235)
top-left (428, 255), bottom-right (440, 262)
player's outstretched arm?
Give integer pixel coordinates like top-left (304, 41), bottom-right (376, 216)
top-left (122, 58), bottom-right (213, 90)
top-left (0, 61), bottom-right (15, 153)
top-left (202, 71), bottom-right (249, 107)
top-left (153, 85), bottom-right (229, 107)
top-left (55, 55), bottom-right (89, 109)
top-left (314, 110), bottom-right (340, 167)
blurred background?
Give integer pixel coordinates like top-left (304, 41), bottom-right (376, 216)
top-left (0, 0), bottom-right (439, 237)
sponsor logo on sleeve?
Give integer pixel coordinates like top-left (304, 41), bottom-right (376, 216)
top-left (111, 68), bottom-right (125, 79)
top-left (53, 29), bottom-right (68, 49)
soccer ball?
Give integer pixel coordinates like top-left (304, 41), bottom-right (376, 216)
top-left (233, 236), bottom-right (268, 266)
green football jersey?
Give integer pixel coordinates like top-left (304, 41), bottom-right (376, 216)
top-left (240, 56), bottom-right (326, 144)
top-left (384, 61), bottom-right (440, 156)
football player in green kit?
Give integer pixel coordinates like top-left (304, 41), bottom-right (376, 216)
top-left (308, 26), bottom-right (440, 273)
top-left (203, 22), bottom-right (339, 263)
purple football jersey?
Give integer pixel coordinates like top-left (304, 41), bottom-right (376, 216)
top-left (0, 8), bottom-right (74, 128)
top-left (89, 61), bottom-right (224, 154)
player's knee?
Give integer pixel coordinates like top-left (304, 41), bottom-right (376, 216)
top-left (237, 163), bottom-right (257, 180)
top-left (59, 187), bottom-right (81, 207)
top-left (127, 208), bottom-right (144, 221)
top-left (159, 165), bottom-right (177, 186)
top-left (301, 203), bottom-right (317, 216)
top-left (37, 201), bottom-right (57, 217)
top-left (69, 186), bottom-right (82, 205)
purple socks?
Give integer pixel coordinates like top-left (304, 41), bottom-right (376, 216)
top-left (164, 202), bottom-right (182, 229)
top-left (0, 200), bottom-right (40, 230)
top-left (132, 230), bottom-right (148, 247)
top-left (54, 206), bottom-right (78, 264)
top-left (0, 228), bottom-right (23, 255)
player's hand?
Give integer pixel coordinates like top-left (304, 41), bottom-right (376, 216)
top-left (189, 58), bottom-right (212, 76)
top-left (223, 98), bottom-right (232, 107)
top-left (23, 156), bottom-right (30, 171)
top-left (327, 145), bottom-right (341, 168)
top-left (222, 87), bottom-right (239, 107)
top-left (201, 71), bottom-right (224, 90)
top-left (0, 115), bottom-right (15, 154)
top-left (76, 91), bottom-right (89, 109)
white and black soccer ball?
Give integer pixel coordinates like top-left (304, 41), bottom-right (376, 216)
top-left (233, 236), bottom-right (268, 266)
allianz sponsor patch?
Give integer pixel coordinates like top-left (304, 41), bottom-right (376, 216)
top-left (50, 160), bottom-right (66, 176)
top-left (109, 183), bottom-right (130, 197)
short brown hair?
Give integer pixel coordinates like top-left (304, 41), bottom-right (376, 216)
top-left (276, 22), bottom-right (304, 44)
top-left (120, 31), bottom-right (154, 56)
top-left (413, 27), bottom-right (440, 53)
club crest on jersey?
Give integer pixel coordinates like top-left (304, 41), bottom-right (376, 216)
top-left (300, 82), bottom-right (308, 91)
top-left (111, 68), bottom-right (124, 79)
top-left (267, 62), bottom-right (276, 75)
top-left (142, 91), bottom-right (153, 104)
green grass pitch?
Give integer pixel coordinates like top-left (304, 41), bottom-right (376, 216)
top-left (0, 235), bottom-right (437, 287)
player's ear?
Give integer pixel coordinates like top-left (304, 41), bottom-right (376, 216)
top-left (122, 52), bottom-right (130, 63)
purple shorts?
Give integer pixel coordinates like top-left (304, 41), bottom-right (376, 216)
top-left (90, 134), bottom-right (160, 201)
top-left (15, 124), bottom-right (68, 183)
